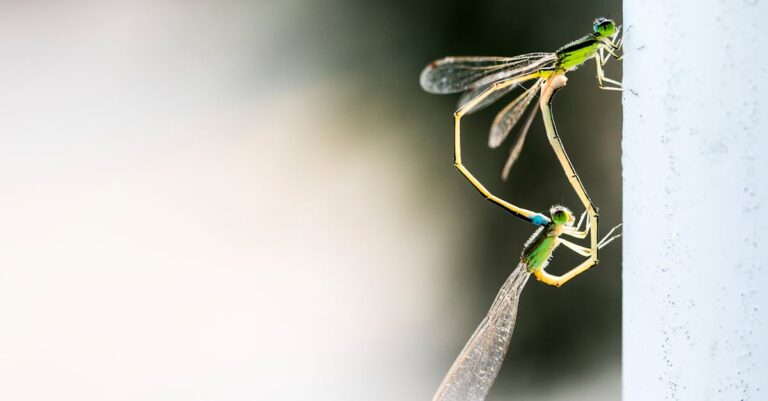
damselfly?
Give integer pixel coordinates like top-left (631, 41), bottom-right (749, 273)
top-left (421, 18), bottom-right (623, 284)
top-left (432, 205), bottom-right (620, 401)
top-left (420, 18), bottom-right (622, 179)
top-left (429, 69), bottom-right (622, 401)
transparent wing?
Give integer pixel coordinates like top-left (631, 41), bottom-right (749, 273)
top-left (432, 263), bottom-right (531, 401)
top-left (456, 81), bottom-right (517, 115)
top-left (420, 53), bottom-right (553, 95)
top-left (501, 100), bottom-right (540, 181)
top-left (461, 54), bottom-right (555, 92)
top-left (488, 80), bottom-right (542, 148)
top-left (451, 55), bottom-right (555, 116)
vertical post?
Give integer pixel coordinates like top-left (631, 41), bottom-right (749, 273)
top-left (623, 1), bottom-right (768, 400)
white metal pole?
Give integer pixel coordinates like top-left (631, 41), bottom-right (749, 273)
top-left (623, 1), bottom-right (768, 399)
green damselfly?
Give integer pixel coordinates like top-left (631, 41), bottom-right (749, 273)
top-left (422, 19), bottom-right (624, 400)
top-left (421, 18), bottom-right (622, 179)
top-left (421, 17), bottom-right (623, 287)
top-left (432, 206), bottom-right (620, 401)
top-left (431, 75), bottom-right (622, 401)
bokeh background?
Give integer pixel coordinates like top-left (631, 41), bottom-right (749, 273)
top-left (0, 1), bottom-right (622, 400)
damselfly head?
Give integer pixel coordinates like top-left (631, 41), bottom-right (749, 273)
top-left (550, 205), bottom-right (574, 226)
top-left (593, 18), bottom-right (616, 38)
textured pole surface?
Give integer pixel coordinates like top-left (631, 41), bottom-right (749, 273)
top-left (623, 1), bottom-right (768, 400)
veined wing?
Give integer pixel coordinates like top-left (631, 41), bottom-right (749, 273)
top-left (488, 79), bottom-right (542, 148)
top-left (501, 99), bottom-right (540, 181)
top-left (453, 55), bottom-right (555, 115)
top-left (420, 53), bottom-right (552, 95)
top-left (456, 81), bottom-right (517, 116)
top-left (432, 263), bottom-right (531, 401)
top-left (464, 54), bottom-right (555, 93)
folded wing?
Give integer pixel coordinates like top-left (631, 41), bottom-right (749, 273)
top-left (432, 263), bottom-right (531, 401)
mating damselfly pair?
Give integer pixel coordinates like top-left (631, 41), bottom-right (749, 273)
top-left (420, 17), bottom-right (624, 401)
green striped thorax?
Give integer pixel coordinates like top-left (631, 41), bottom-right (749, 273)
top-left (554, 18), bottom-right (617, 71)
top-left (521, 206), bottom-right (574, 273)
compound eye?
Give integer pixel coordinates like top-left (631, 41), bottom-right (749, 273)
top-left (593, 18), bottom-right (606, 32)
top-left (552, 210), bottom-right (569, 224)
top-left (593, 18), bottom-right (616, 36)
top-left (550, 205), bottom-right (574, 225)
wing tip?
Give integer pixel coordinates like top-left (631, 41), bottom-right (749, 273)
top-left (488, 132), bottom-right (502, 149)
top-left (419, 61), bottom-right (442, 93)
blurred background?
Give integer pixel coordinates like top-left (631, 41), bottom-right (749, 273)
top-left (0, 1), bottom-right (622, 400)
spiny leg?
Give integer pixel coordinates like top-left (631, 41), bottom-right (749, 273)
top-left (602, 37), bottom-right (624, 58)
top-left (611, 39), bottom-right (623, 53)
top-left (536, 223), bottom-right (623, 287)
top-left (598, 223), bottom-right (623, 248)
top-left (599, 48), bottom-right (611, 65)
top-left (576, 210), bottom-right (587, 231)
top-left (561, 211), bottom-right (591, 239)
top-left (537, 223), bottom-right (623, 287)
top-left (558, 223), bottom-right (622, 252)
top-left (534, 218), bottom-right (618, 287)
top-left (608, 26), bottom-right (624, 53)
top-left (595, 60), bottom-right (623, 91)
top-left (610, 34), bottom-right (624, 53)
top-left (595, 46), bottom-right (623, 90)
top-left (562, 224), bottom-right (589, 240)
top-left (533, 255), bottom-right (597, 287)
top-left (559, 238), bottom-right (592, 257)
top-left (453, 73), bottom-right (544, 224)
top-left (605, 46), bottom-right (624, 60)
